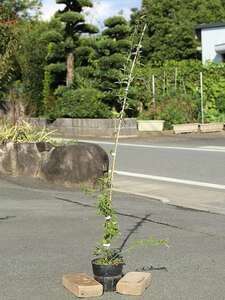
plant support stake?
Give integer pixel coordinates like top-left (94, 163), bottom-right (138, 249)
top-left (175, 67), bottom-right (178, 93)
top-left (109, 24), bottom-right (147, 202)
top-left (200, 72), bottom-right (204, 124)
top-left (163, 71), bottom-right (166, 95)
top-left (152, 74), bottom-right (156, 108)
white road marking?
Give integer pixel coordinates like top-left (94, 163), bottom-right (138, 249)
top-left (79, 140), bottom-right (225, 153)
top-left (115, 170), bottom-right (225, 191)
top-left (200, 146), bottom-right (225, 151)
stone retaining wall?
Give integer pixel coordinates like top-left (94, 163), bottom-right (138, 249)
top-left (0, 142), bottom-right (109, 187)
top-left (26, 118), bottom-right (138, 138)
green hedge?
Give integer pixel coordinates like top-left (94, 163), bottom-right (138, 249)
top-left (47, 86), bottom-right (112, 119)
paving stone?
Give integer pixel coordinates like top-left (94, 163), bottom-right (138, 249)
top-left (62, 273), bottom-right (103, 298)
top-left (116, 272), bottom-right (152, 296)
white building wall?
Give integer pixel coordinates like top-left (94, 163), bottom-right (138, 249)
top-left (201, 27), bottom-right (225, 63)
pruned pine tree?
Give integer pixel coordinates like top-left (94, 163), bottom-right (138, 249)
top-left (42, 0), bottom-right (98, 114)
top-left (53, 0), bottom-right (98, 86)
top-left (96, 16), bottom-right (131, 112)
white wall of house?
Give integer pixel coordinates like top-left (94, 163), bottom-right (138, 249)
top-left (201, 27), bottom-right (225, 63)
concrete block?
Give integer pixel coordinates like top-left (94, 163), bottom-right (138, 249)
top-left (62, 273), bottom-right (103, 298)
top-left (173, 123), bottom-right (199, 134)
top-left (137, 120), bottom-right (165, 132)
top-left (199, 123), bottom-right (224, 133)
top-left (116, 272), bottom-right (151, 296)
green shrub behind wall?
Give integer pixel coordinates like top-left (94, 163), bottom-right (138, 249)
top-left (134, 60), bottom-right (225, 124)
top-left (50, 87), bottom-right (112, 119)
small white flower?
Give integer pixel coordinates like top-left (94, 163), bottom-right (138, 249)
top-left (103, 243), bottom-right (111, 248)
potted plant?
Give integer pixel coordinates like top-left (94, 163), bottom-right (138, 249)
top-left (91, 176), bottom-right (124, 291)
top-left (91, 174), bottom-right (168, 291)
top-left (91, 24), bottom-right (168, 292)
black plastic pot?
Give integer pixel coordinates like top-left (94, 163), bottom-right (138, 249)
top-left (92, 259), bottom-right (124, 292)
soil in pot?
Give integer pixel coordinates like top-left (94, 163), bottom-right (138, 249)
top-left (92, 259), bottom-right (124, 292)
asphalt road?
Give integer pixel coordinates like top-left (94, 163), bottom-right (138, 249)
top-left (80, 135), bottom-right (225, 186)
top-left (1, 176), bottom-right (225, 300)
top-left (79, 134), bottom-right (225, 214)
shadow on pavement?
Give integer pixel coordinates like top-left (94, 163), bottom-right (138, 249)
top-left (0, 216), bottom-right (16, 221)
top-left (119, 213), bottom-right (151, 251)
top-left (55, 196), bottom-right (181, 230)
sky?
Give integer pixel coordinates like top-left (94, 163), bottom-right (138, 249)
top-left (41, 0), bottom-right (141, 25)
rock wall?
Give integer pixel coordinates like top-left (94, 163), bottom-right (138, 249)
top-left (0, 142), bottom-right (109, 186)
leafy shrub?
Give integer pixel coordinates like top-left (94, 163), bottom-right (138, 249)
top-left (204, 109), bottom-right (225, 123)
top-left (135, 60), bottom-right (225, 124)
top-left (51, 87), bottom-right (112, 118)
top-left (159, 97), bottom-right (198, 128)
top-left (139, 95), bottom-right (198, 129)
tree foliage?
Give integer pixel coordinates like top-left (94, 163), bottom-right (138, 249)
top-left (16, 21), bottom-right (51, 115)
top-left (0, 1), bottom-right (225, 124)
top-left (52, 86), bottom-right (111, 118)
top-left (134, 60), bottom-right (225, 127)
top-left (0, 0), bottom-right (41, 104)
top-left (42, 0), bottom-right (98, 114)
top-left (95, 15), bottom-right (131, 112)
top-left (0, 0), bottom-right (41, 21)
top-left (141, 0), bottom-right (225, 63)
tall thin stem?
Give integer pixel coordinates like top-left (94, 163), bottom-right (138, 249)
top-left (109, 24), bottom-right (147, 203)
